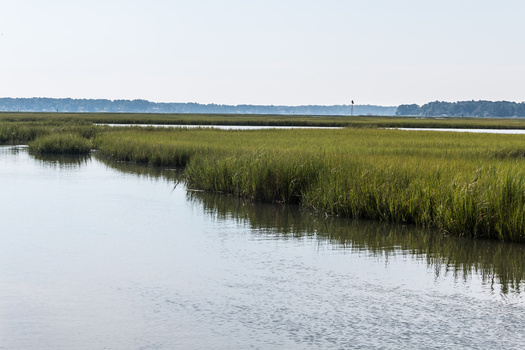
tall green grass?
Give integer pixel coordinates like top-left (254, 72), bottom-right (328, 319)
top-left (94, 127), bottom-right (525, 242)
top-left (93, 127), bottom-right (199, 166)
top-left (0, 119), bottom-right (101, 145)
top-left (5, 111), bottom-right (525, 129)
top-left (4, 115), bottom-right (525, 243)
top-left (28, 133), bottom-right (92, 154)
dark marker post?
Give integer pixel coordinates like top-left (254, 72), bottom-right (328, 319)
top-left (351, 100), bottom-right (354, 116)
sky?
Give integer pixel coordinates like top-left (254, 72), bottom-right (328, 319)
top-left (0, 0), bottom-right (524, 106)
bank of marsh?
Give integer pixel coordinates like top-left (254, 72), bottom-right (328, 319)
top-left (28, 134), bottom-right (92, 154)
top-left (6, 111), bottom-right (525, 129)
top-left (92, 126), bottom-right (525, 242)
top-left (3, 114), bottom-right (525, 242)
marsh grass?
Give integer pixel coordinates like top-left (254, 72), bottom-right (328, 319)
top-left (5, 111), bottom-right (525, 129)
top-left (4, 114), bottom-right (525, 242)
top-left (93, 127), bottom-right (197, 166)
top-left (28, 133), bottom-right (92, 154)
top-left (0, 119), bottom-right (102, 145)
top-left (94, 127), bottom-right (525, 242)
top-left (0, 122), bottom-right (49, 144)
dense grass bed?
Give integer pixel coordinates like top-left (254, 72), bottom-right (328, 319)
top-left (3, 114), bottom-right (525, 242)
top-left (28, 133), bottom-right (92, 155)
top-left (4, 111), bottom-right (525, 129)
top-left (93, 126), bottom-right (525, 242)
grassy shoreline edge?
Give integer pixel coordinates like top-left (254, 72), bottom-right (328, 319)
top-left (93, 127), bottom-right (525, 243)
top-left (3, 114), bottom-right (525, 243)
top-left (5, 111), bottom-right (525, 129)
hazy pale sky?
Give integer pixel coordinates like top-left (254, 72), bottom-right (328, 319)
top-left (0, 0), bottom-right (524, 106)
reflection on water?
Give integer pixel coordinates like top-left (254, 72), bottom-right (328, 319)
top-left (2, 147), bottom-right (524, 349)
top-left (1, 145), bottom-right (91, 169)
top-left (96, 155), bottom-right (182, 183)
top-left (32, 151), bottom-right (525, 294)
top-left (32, 153), bottom-right (91, 169)
top-left (92, 153), bottom-right (525, 295)
top-left (188, 189), bottom-right (525, 295)
top-left (100, 123), bottom-right (341, 130)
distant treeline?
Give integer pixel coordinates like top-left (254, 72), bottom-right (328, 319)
top-left (0, 98), bottom-right (396, 116)
top-left (5, 98), bottom-right (525, 118)
top-left (397, 100), bottom-right (525, 118)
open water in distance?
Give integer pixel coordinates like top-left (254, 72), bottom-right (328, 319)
top-left (99, 123), bottom-right (341, 130)
top-left (1, 146), bottom-right (524, 349)
top-left (101, 123), bottom-right (525, 134)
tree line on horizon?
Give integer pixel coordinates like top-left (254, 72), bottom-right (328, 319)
top-left (2, 98), bottom-right (524, 118)
top-left (0, 98), bottom-right (395, 116)
top-left (397, 100), bottom-right (525, 118)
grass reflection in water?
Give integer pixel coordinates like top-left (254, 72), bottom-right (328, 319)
top-left (32, 153), bottom-right (91, 169)
top-left (188, 190), bottom-right (525, 295)
top-left (53, 153), bottom-right (525, 296)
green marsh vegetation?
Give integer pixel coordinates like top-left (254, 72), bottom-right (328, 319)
top-left (28, 133), bottom-right (92, 155)
top-left (94, 127), bottom-right (525, 243)
top-left (0, 119), bottom-right (100, 144)
top-left (3, 113), bottom-right (525, 242)
top-left (5, 111), bottom-right (525, 129)
top-left (0, 118), bottom-right (103, 154)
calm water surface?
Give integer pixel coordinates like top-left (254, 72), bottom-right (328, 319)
top-left (1, 146), bottom-right (524, 349)
top-left (100, 123), bottom-right (341, 130)
top-left (102, 123), bottom-right (525, 134)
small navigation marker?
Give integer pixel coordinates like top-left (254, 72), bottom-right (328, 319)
top-left (351, 100), bottom-right (354, 116)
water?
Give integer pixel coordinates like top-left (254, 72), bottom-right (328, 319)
top-left (1, 146), bottom-right (524, 349)
top-left (99, 124), bottom-right (341, 130)
top-left (101, 123), bottom-right (525, 134)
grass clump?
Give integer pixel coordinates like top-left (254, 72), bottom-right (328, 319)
top-left (185, 149), bottom-right (323, 203)
top-left (28, 133), bottom-right (92, 155)
top-left (94, 127), bottom-right (197, 166)
top-left (0, 122), bottom-right (50, 144)
top-left (0, 119), bottom-right (102, 145)
top-left (7, 111), bottom-right (525, 129)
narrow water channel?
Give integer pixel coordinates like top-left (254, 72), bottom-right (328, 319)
top-left (0, 146), bottom-right (524, 349)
